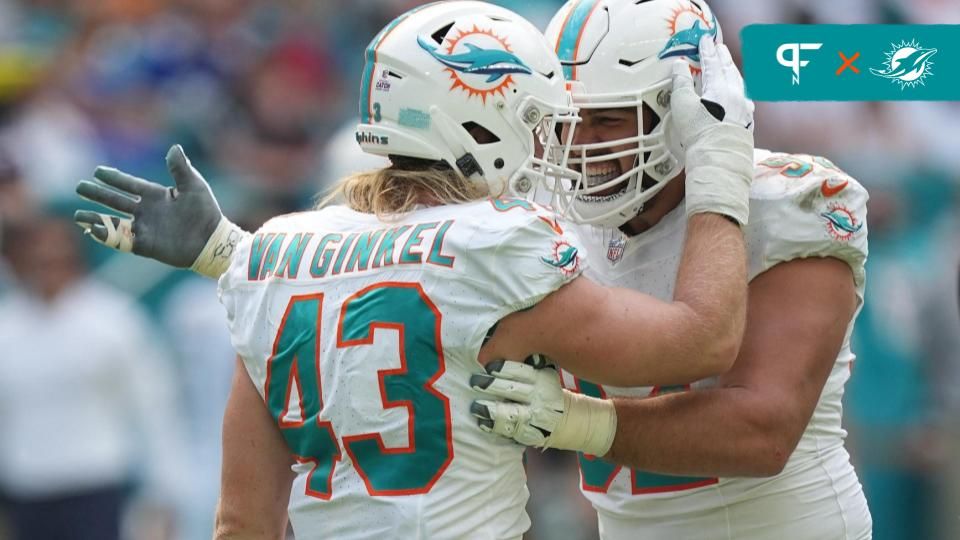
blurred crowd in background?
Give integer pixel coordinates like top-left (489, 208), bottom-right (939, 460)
top-left (0, 0), bottom-right (957, 539)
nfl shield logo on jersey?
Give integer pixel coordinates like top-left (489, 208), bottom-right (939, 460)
top-left (607, 235), bottom-right (626, 264)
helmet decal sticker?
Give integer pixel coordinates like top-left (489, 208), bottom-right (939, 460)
top-left (658, 2), bottom-right (718, 63)
top-left (417, 26), bottom-right (532, 102)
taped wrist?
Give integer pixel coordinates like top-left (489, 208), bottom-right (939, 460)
top-left (683, 123), bottom-right (754, 227)
top-left (545, 390), bottom-right (617, 457)
top-left (190, 217), bottom-right (247, 279)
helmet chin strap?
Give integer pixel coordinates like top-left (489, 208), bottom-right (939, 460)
top-left (616, 150), bottom-right (672, 237)
top-left (624, 154), bottom-right (645, 216)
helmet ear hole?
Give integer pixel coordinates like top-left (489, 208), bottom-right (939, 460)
top-left (462, 122), bottom-right (501, 145)
top-left (643, 103), bottom-right (661, 135)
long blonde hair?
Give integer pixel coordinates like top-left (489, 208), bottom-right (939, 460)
top-left (317, 157), bottom-right (491, 219)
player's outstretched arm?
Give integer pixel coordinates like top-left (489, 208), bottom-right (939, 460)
top-left (215, 357), bottom-right (294, 540)
top-left (474, 257), bottom-right (857, 470)
top-left (75, 145), bottom-right (249, 279)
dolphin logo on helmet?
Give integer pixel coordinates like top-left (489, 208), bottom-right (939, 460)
top-left (658, 13), bottom-right (719, 62)
top-left (417, 35), bottom-right (533, 82)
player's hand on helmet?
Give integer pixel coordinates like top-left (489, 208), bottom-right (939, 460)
top-left (75, 145), bottom-right (246, 279)
top-left (670, 35), bottom-right (754, 227)
top-left (470, 356), bottom-right (617, 456)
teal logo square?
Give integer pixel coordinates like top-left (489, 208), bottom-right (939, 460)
top-left (742, 25), bottom-right (960, 101)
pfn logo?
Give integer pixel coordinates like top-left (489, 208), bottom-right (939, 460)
top-left (777, 43), bottom-right (823, 85)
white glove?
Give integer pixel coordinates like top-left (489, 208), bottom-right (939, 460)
top-left (670, 36), bottom-right (755, 226)
top-left (470, 359), bottom-right (617, 456)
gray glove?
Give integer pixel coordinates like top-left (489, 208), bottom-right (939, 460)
top-left (75, 145), bottom-right (243, 277)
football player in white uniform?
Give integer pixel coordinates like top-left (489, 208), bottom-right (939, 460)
top-left (472, 1), bottom-right (872, 539)
top-left (72, 1), bottom-right (757, 538)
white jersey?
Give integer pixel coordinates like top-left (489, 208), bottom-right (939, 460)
top-left (219, 199), bottom-right (585, 540)
top-left (563, 150), bottom-right (872, 540)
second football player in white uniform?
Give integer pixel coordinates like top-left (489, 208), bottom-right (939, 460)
top-left (481, 152), bottom-right (871, 539)
top-left (474, 1), bottom-right (872, 538)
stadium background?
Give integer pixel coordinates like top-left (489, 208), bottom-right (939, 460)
top-left (0, 0), bottom-right (957, 539)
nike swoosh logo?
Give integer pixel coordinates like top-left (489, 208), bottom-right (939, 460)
top-left (618, 55), bottom-right (653, 67)
top-left (821, 178), bottom-right (849, 198)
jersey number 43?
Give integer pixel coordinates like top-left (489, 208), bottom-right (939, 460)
top-left (265, 283), bottom-right (453, 499)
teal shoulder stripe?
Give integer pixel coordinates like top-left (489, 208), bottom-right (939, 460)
top-left (555, 0), bottom-right (600, 80)
top-left (359, 2), bottom-right (443, 123)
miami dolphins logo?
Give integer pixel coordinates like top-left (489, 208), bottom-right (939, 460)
top-left (418, 26), bottom-right (532, 102)
top-left (820, 203), bottom-right (862, 242)
top-left (870, 39), bottom-right (937, 90)
top-left (541, 240), bottom-right (581, 277)
top-left (658, 2), bottom-right (718, 64)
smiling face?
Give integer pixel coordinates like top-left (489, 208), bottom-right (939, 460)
top-left (558, 103), bottom-right (686, 234)
top-left (541, 0), bottom-right (723, 229)
top-left (564, 107), bottom-right (644, 197)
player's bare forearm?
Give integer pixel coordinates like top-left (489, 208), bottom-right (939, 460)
top-left (481, 216), bottom-right (746, 386)
top-left (213, 511), bottom-right (287, 540)
top-left (604, 257), bottom-right (857, 477)
top-left (214, 497), bottom-right (289, 540)
top-left (479, 211), bottom-right (745, 387)
top-left (482, 279), bottom-right (728, 386)
top-left (672, 213), bottom-right (747, 376)
top-left (605, 387), bottom-right (789, 477)
top-left (528, 214), bottom-right (746, 384)
top-left (216, 357), bottom-right (294, 540)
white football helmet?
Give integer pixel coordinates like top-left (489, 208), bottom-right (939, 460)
top-left (544, 0), bottom-right (723, 227)
top-left (355, 1), bottom-right (580, 199)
